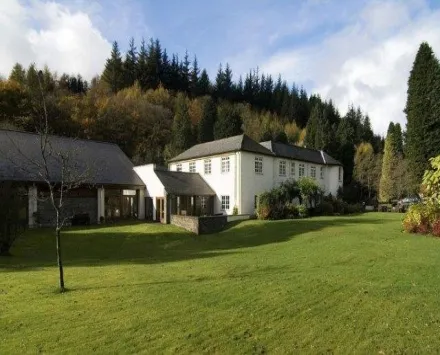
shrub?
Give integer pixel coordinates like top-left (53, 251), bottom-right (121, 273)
top-left (402, 202), bottom-right (440, 235)
top-left (316, 201), bottom-right (334, 216)
top-left (432, 220), bottom-right (440, 237)
top-left (256, 180), bottom-right (300, 220)
top-left (298, 177), bottom-right (322, 207)
top-left (232, 206), bottom-right (238, 216)
top-left (285, 203), bottom-right (299, 219)
top-left (297, 204), bottom-right (308, 218)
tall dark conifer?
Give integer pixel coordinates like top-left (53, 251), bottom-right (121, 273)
top-left (102, 41), bottom-right (124, 93)
top-left (123, 37), bottom-right (137, 88)
top-left (405, 42), bottom-right (440, 189)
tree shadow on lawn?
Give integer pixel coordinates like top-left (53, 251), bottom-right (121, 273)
top-left (1, 215), bottom-right (389, 271)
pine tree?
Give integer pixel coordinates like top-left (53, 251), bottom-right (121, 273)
top-left (123, 37), bottom-right (137, 88)
top-left (170, 93), bottom-right (193, 155)
top-left (137, 39), bottom-right (148, 90)
top-left (179, 51), bottom-right (190, 92)
top-left (392, 123), bottom-right (404, 154)
top-left (224, 63), bottom-right (233, 100)
top-left (189, 56), bottom-right (200, 97)
top-left (197, 69), bottom-right (211, 96)
top-left (405, 42), bottom-right (440, 189)
top-left (305, 103), bottom-right (321, 148)
top-left (215, 63), bottom-right (225, 99)
top-left (379, 122), bottom-right (398, 202)
top-left (102, 41), bottom-right (124, 93)
top-left (214, 102), bottom-right (242, 139)
top-left (144, 38), bottom-right (161, 90)
top-left (9, 63), bottom-right (26, 85)
top-left (425, 57), bottom-right (440, 161)
top-left (198, 96), bottom-right (216, 143)
top-left (160, 49), bottom-right (171, 87)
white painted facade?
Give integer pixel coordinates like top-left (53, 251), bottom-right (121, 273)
top-left (168, 151), bottom-right (343, 215)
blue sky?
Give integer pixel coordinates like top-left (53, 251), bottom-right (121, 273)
top-left (1, 0), bottom-right (440, 134)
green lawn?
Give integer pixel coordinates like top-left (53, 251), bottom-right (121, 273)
top-left (1, 213), bottom-right (440, 354)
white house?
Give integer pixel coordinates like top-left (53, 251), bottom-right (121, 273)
top-left (135, 134), bottom-right (343, 221)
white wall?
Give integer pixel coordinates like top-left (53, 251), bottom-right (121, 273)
top-left (134, 164), bottom-right (166, 221)
top-left (169, 153), bottom-right (237, 215)
top-left (165, 153), bottom-right (343, 216)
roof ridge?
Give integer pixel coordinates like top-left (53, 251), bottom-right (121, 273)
top-left (0, 128), bottom-right (120, 147)
top-left (320, 150), bottom-right (327, 164)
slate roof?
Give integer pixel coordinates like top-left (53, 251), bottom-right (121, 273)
top-left (260, 141), bottom-right (342, 166)
top-left (169, 134), bottom-right (275, 162)
top-left (0, 129), bottom-right (145, 186)
top-left (154, 170), bottom-right (215, 196)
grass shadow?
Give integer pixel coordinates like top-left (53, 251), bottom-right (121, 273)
top-left (1, 214), bottom-right (392, 271)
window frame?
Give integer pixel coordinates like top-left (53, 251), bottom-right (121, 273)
top-left (221, 157), bottom-right (230, 174)
top-left (204, 159), bottom-right (212, 175)
top-left (299, 163), bottom-right (305, 177)
top-left (311, 166), bottom-right (316, 179)
top-left (221, 195), bottom-right (230, 211)
top-left (189, 162), bottom-right (196, 173)
top-left (339, 167), bottom-right (343, 182)
top-left (201, 196), bottom-right (207, 209)
top-left (176, 163), bottom-right (182, 172)
top-left (290, 162), bottom-right (296, 177)
top-left (320, 166), bottom-right (324, 179)
top-left (254, 156), bottom-right (263, 175)
top-left (279, 160), bottom-right (287, 177)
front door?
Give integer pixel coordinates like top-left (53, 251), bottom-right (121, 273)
top-left (156, 198), bottom-right (165, 223)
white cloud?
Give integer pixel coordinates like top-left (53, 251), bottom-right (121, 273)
top-left (0, 0), bottom-right (111, 80)
top-left (260, 0), bottom-right (440, 135)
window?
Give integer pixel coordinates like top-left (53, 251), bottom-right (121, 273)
top-left (299, 163), bottom-right (305, 177)
top-left (204, 159), bottom-right (211, 175)
top-left (339, 167), bottom-right (343, 181)
top-left (254, 195), bottom-right (259, 209)
top-left (201, 196), bottom-right (206, 209)
top-left (320, 167), bottom-right (324, 179)
top-left (221, 157), bottom-right (230, 173)
top-left (279, 160), bottom-right (287, 176)
top-left (311, 166), bottom-right (316, 179)
top-left (255, 157), bottom-right (263, 174)
top-left (189, 162), bottom-right (196, 173)
top-left (221, 195), bottom-right (230, 211)
top-left (290, 162), bottom-right (296, 177)
top-left (176, 164), bottom-right (182, 172)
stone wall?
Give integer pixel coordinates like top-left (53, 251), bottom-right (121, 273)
top-left (171, 215), bottom-right (228, 235)
top-left (38, 197), bottom-right (97, 226)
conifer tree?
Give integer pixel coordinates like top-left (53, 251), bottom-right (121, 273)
top-left (197, 69), bottom-right (211, 96)
top-left (179, 51), bottom-right (191, 92)
top-left (405, 42), bottom-right (440, 189)
top-left (9, 63), bottom-right (26, 85)
top-left (214, 102), bottom-right (242, 139)
top-left (137, 39), bottom-right (148, 90)
top-left (215, 63), bottom-right (225, 98)
top-left (102, 41), bottom-right (124, 93)
top-left (170, 93), bottom-right (193, 155)
top-left (189, 56), bottom-right (200, 96)
top-left (379, 122), bottom-right (398, 202)
top-left (123, 37), bottom-right (137, 88)
top-left (198, 96), bottom-right (216, 143)
top-left (305, 103), bottom-right (320, 148)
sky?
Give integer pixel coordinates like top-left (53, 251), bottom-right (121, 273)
top-left (1, 0), bottom-right (440, 135)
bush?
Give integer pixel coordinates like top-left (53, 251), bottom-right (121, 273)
top-left (285, 203), bottom-right (299, 219)
top-left (316, 201), bottom-right (334, 216)
top-left (432, 220), bottom-right (440, 237)
top-left (256, 180), bottom-right (300, 220)
top-left (297, 204), bottom-right (308, 218)
top-left (402, 202), bottom-right (440, 235)
top-left (232, 206), bottom-right (238, 216)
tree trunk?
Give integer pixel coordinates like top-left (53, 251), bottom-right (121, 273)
top-left (56, 228), bottom-right (65, 293)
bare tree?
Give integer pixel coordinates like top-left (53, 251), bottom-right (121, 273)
top-left (1, 70), bottom-right (94, 292)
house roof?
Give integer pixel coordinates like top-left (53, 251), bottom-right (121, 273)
top-left (0, 129), bottom-right (145, 186)
top-left (260, 141), bottom-right (342, 166)
top-left (154, 170), bottom-right (215, 196)
top-left (169, 134), bottom-right (275, 162)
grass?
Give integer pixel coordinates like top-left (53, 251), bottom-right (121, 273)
top-left (1, 213), bottom-right (440, 354)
